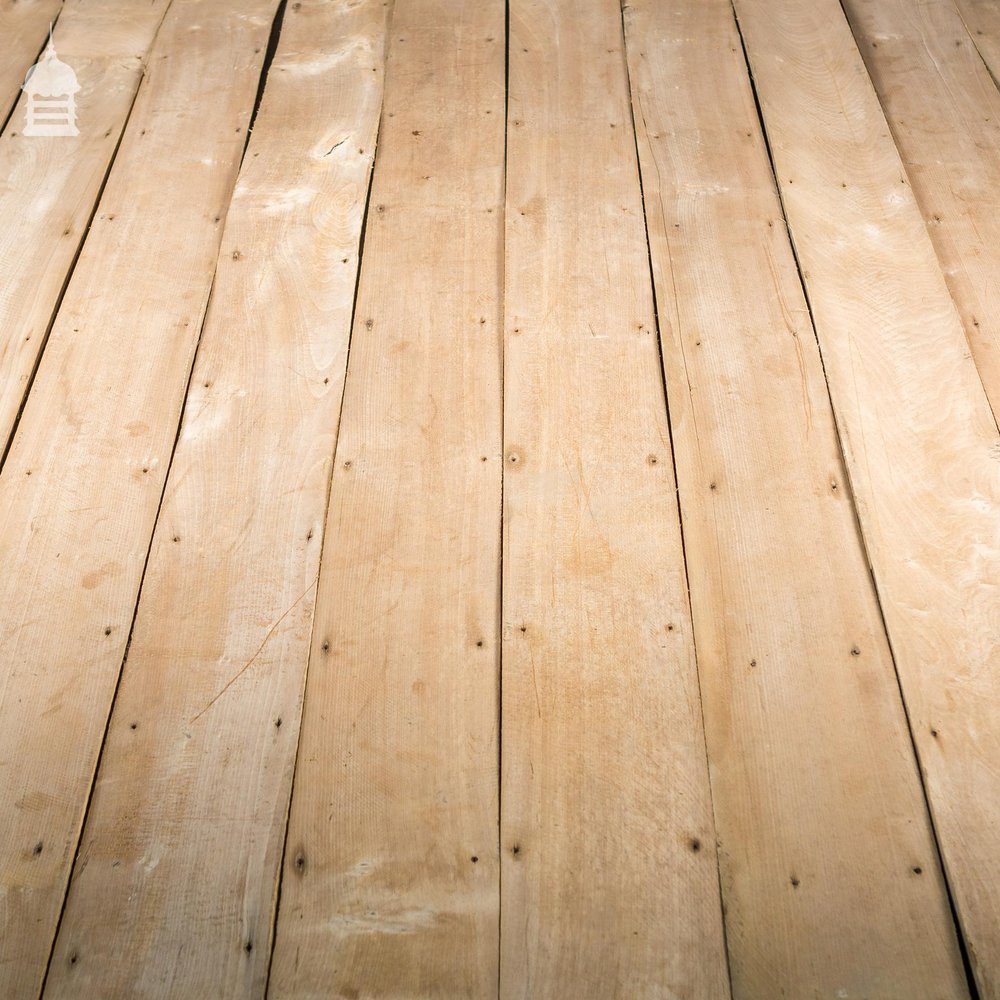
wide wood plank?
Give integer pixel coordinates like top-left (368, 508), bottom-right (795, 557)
top-left (500, 1), bottom-right (730, 996)
top-left (843, 0), bottom-right (1000, 419)
top-left (732, 0), bottom-right (1000, 994)
top-left (0, 2), bottom-right (279, 995)
top-left (0, 0), bottom-right (169, 459)
top-left (267, 1), bottom-right (505, 995)
top-left (622, 1), bottom-right (968, 996)
top-left (0, 0), bottom-right (62, 123)
top-left (41, 3), bottom-right (390, 998)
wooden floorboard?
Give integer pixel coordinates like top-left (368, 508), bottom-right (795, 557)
top-left (844, 0), bottom-right (1000, 420)
top-left (0, 2), bottom-right (278, 995)
top-left (268, 1), bottom-right (505, 995)
top-left (0, 0), bottom-right (168, 460)
top-left (500, 1), bottom-right (730, 995)
top-left (733, 0), bottom-right (1000, 995)
top-left (622, 0), bottom-right (969, 996)
top-left (0, 0), bottom-right (998, 995)
top-left (0, 0), bottom-right (63, 125)
top-left (40, 2), bottom-right (389, 997)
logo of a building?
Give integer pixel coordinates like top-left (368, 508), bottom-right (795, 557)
top-left (21, 27), bottom-right (80, 137)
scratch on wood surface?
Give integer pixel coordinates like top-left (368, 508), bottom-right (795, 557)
top-left (190, 580), bottom-right (316, 724)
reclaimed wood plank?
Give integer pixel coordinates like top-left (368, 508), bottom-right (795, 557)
top-left (0, 0), bottom-right (169, 460)
top-left (844, 0), bottom-right (1000, 419)
top-left (0, 0), bottom-right (63, 124)
top-left (622, 0), bottom-right (969, 995)
top-left (267, 1), bottom-right (505, 995)
top-left (0, 2), bottom-right (279, 995)
top-left (41, 3), bottom-right (390, 998)
top-left (733, 0), bottom-right (1000, 993)
top-left (500, 1), bottom-right (731, 996)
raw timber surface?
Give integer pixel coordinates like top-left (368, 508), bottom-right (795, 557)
top-left (0, 0), bottom-right (997, 997)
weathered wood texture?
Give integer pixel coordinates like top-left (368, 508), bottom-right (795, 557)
top-left (42, 3), bottom-right (390, 998)
top-left (0, 0), bottom-right (62, 123)
top-left (622, 0), bottom-right (969, 996)
top-left (500, 1), bottom-right (731, 996)
top-left (845, 0), bottom-right (1000, 419)
top-left (733, 0), bottom-right (1000, 994)
top-left (268, 0), bottom-right (505, 995)
top-left (0, 2), bottom-right (278, 996)
top-left (0, 0), bottom-right (169, 458)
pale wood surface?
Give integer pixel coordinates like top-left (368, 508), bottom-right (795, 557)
top-left (0, 0), bottom-right (168, 457)
top-left (0, 0), bottom-right (63, 123)
top-left (500, 1), bottom-right (730, 996)
top-left (845, 0), bottom-right (1000, 420)
top-left (733, 0), bottom-right (1000, 995)
top-left (623, 0), bottom-right (970, 996)
top-left (41, 3), bottom-right (390, 998)
top-left (267, 1), bottom-right (505, 995)
top-left (0, 1), bottom-right (278, 996)
top-left (0, 0), bottom-right (999, 994)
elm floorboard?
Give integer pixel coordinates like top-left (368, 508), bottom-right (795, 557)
top-left (0, 0), bottom-right (996, 996)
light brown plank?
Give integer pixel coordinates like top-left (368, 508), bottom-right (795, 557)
top-left (622, 0), bottom-right (969, 995)
top-left (0, 2), bottom-right (279, 996)
top-left (0, 0), bottom-right (62, 123)
top-left (732, 0), bottom-right (1000, 994)
top-left (0, 0), bottom-right (169, 458)
top-left (500, 1), bottom-right (731, 996)
top-left (843, 0), bottom-right (1000, 420)
top-left (41, 3), bottom-right (390, 998)
top-left (954, 0), bottom-right (1000, 88)
top-left (267, 1), bottom-right (505, 995)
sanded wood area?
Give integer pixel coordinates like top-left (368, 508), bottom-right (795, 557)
top-left (42, 2), bottom-right (390, 998)
top-left (0, 0), bottom-right (63, 123)
top-left (268, 1), bottom-right (505, 995)
top-left (501, 1), bottom-right (730, 996)
top-left (0, 0), bottom-right (998, 995)
top-left (0, 1), bottom-right (279, 995)
top-left (733, 0), bottom-right (1000, 993)
top-left (623, 0), bottom-right (969, 996)
top-left (0, 0), bottom-right (169, 457)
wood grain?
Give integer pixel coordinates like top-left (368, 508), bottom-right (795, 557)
top-left (42, 3), bottom-right (389, 998)
top-left (0, 0), bottom-right (62, 123)
top-left (622, 0), bottom-right (969, 995)
top-left (0, 0), bottom-right (169, 458)
top-left (844, 0), bottom-right (1000, 419)
top-left (0, 2), bottom-right (278, 996)
top-left (733, 0), bottom-right (1000, 994)
top-left (500, 1), bottom-right (731, 996)
top-left (267, 1), bottom-right (505, 995)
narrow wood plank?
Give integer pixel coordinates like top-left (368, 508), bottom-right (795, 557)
top-left (0, 2), bottom-right (279, 996)
top-left (732, 0), bottom-right (1000, 994)
top-left (268, 1), bottom-right (505, 995)
top-left (621, 1), bottom-right (969, 996)
top-left (0, 0), bottom-right (62, 123)
top-left (500, 1), bottom-right (730, 996)
top-left (41, 4), bottom-right (390, 998)
top-left (843, 0), bottom-right (1000, 419)
top-left (0, 0), bottom-right (169, 458)
top-left (954, 0), bottom-right (1000, 89)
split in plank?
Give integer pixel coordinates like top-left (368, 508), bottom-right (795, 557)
top-left (268, 0), bottom-right (505, 995)
top-left (501, 0), bottom-right (730, 995)
top-left (0, 2), bottom-right (279, 996)
top-left (42, 2), bottom-right (389, 997)
top-left (733, 0), bottom-right (1000, 993)
top-left (622, 0), bottom-right (968, 995)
